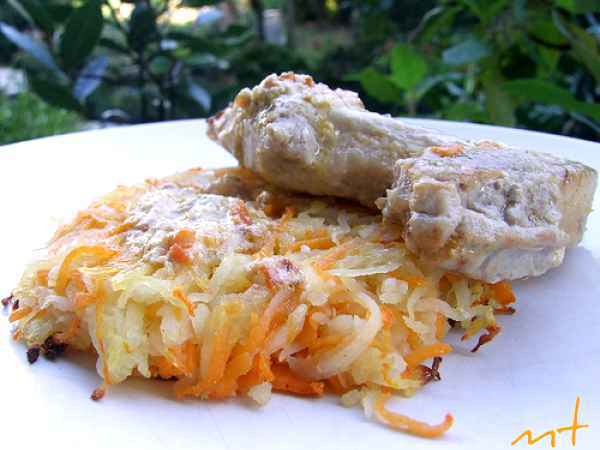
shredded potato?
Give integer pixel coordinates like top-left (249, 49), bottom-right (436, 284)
top-left (7, 168), bottom-right (515, 439)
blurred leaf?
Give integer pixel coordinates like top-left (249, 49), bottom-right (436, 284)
top-left (186, 78), bottom-right (211, 112)
top-left (503, 79), bottom-right (600, 121)
top-left (537, 47), bottom-right (560, 74)
top-left (7, 0), bottom-right (54, 34)
top-left (0, 22), bottom-right (60, 73)
top-left (181, 0), bottom-right (222, 5)
top-left (29, 76), bottom-right (81, 111)
top-left (167, 31), bottom-right (226, 54)
top-left (461, 0), bottom-right (510, 26)
top-left (416, 6), bottom-right (460, 43)
top-left (47, 4), bottom-right (75, 24)
top-left (554, 0), bottom-right (600, 13)
top-left (553, 12), bottom-right (600, 83)
top-left (59, 0), bottom-right (103, 71)
top-left (444, 101), bottom-right (487, 122)
top-left (128, 3), bottom-right (158, 50)
top-left (482, 71), bottom-right (515, 126)
top-left (443, 38), bottom-right (489, 66)
top-left (74, 55), bottom-right (107, 101)
top-left (414, 72), bottom-right (463, 100)
top-left (389, 44), bottom-right (428, 91)
top-left (149, 55), bottom-right (172, 76)
top-left (528, 18), bottom-right (567, 46)
top-left (345, 68), bottom-right (402, 104)
top-left (98, 37), bottom-right (130, 54)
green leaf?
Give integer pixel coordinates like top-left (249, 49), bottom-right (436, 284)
top-left (528, 18), bottom-right (567, 46)
top-left (29, 76), bottom-right (81, 112)
top-left (553, 12), bottom-right (600, 84)
top-left (98, 37), bottom-right (130, 54)
top-left (442, 38), bottom-right (489, 66)
top-left (128, 3), bottom-right (158, 50)
top-left (444, 101), bottom-right (488, 122)
top-left (0, 22), bottom-right (60, 73)
top-left (503, 79), bottom-right (600, 121)
top-left (461, 0), bottom-right (510, 26)
top-left (416, 6), bottom-right (460, 43)
top-left (181, 0), bottom-right (222, 5)
top-left (59, 0), bottom-right (103, 71)
top-left (345, 68), bottom-right (402, 104)
top-left (47, 4), bottom-right (75, 24)
top-left (167, 31), bottom-right (226, 54)
top-left (389, 44), bottom-right (428, 91)
top-left (74, 55), bottom-right (107, 101)
top-left (482, 72), bottom-right (515, 126)
top-left (7, 0), bottom-right (54, 34)
top-left (554, 0), bottom-right (600, 13)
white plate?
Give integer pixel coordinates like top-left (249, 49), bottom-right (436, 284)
top-left (1, 119), bottom-right (599, 450)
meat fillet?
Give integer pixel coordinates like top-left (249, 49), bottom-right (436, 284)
top-left (207, 72), bottom-right (462, 206)
top-left (384, 146), bottom-right (597, 282)
top-left (207, 72), bottom-right (597, 282)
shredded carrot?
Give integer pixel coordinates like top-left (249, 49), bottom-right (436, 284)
top-left (173, 288), bottom-right (195, 315)
top-left (237, 353), bottom-right (274, 393)
top-left (36, 270), bottom-right (49, 287)
top-left (404, 343), bottom-right (453, 368)
top-left (314, 239), bottom-right (357, 271)
top-left (231, 200), bottom-right (252, 225)
top-left (431, 144), bottom-right (464, 157)
top-left (168, 243), bottom-right (191, 265)
top-left (396, 315), bottom-right (422, 350)
top-left (381, 305), bottom-right (395, 328)
top-left (173, 229), bottom-right (195, 248)
top-left (55, 245), bottom-right (116, 295)
top-left (107, 222), bottom-right (134, 236)
top-left (271, 363), bottom-right (324, 396)
top-left (8, 306), bottom-right (33, 322)
top-left (326, 375), bottom-right (350, 395)
top-left (389, 271), bottom-right (426, 287)
top-left (374, 392), bottom-right (453, 437)
top-left (74, 292), bottom-right (96, 309)
top-left (296, 312), bottom-right (319, 349)
top-left (489, 281), bottom-right (516, 305)
top-left (435, 313), bottom-right (447, 341)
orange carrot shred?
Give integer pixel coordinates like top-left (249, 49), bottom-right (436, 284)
top-left (9, 306), bottom-right (33, 322)
top-left (374, 392), bottom-right (453, 437)
top-left (489, 281), bottom-right (516, 305)
top-left (404, 343), bottom-right (453, 368)
top-left (271, 363), bottom-right (324, 396)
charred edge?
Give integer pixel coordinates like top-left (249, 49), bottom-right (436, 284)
top-left (1, 294), bottom-right (13, 307)
top-left (156, 375), bottom-right (179, 381)
top-left (494, 306), bottom-right (516, 315)
top-left (422, 357), bottom-right (443, 384)
top-left (27, 346), bottom-right (40, 364)
top-left (41, 336), bottom-right (68, 361)
top-left (471, 325), bottom-right (502, 353)
top-left (447, 318), bottom-right (457, 328)
top-left (12, 299), bottom-right (19, 311)
top-left (91, 387), bottom-right (106, 401)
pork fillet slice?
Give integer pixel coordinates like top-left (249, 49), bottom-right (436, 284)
top-left (208, 72), bottom-right (597, 282)
top-left (383, 146), bottom-right (597, 282)
top-left (207, 72), bottom-right (462, 206)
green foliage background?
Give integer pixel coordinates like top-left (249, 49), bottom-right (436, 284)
top-left (1, 0), bottom-right (599, 144)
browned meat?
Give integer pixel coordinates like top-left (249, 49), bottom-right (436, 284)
top-left (207, 73), bottom-right (597, 282)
